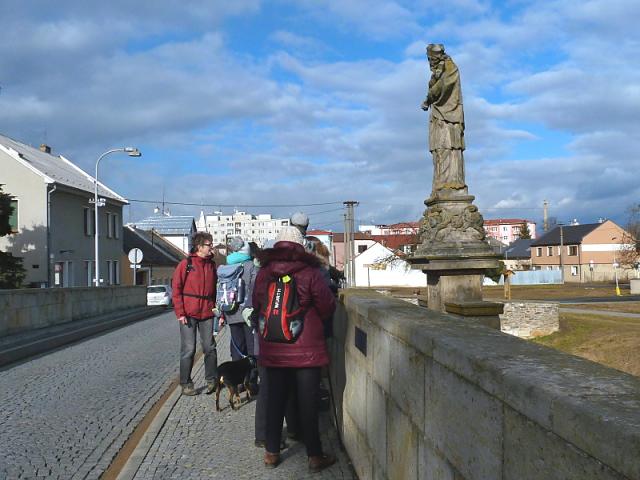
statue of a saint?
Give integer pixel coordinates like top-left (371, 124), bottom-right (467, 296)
top-left (421, 44), bottom-right (466, 193)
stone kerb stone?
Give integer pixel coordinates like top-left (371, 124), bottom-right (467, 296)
top-left (499, 301), bottom-right (559, 338)
top-left (335, 290), bottom-right (640, 480)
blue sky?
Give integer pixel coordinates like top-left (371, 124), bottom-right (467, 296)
top-left (1, 0), bottom-right (638, 231)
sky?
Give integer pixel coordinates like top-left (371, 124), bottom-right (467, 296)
top-left (1, 0), bottom-right (639, 232)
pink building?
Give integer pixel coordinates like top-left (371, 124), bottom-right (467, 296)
top-left (484, 218), bottom-right (536, 244)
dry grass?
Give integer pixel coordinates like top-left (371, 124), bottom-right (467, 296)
top-left (567, 302), bottom-right (640, 314)
top-left (534, 312), bottom-right (640, 377)
top-left (483, 284), bottom-right (627, 300)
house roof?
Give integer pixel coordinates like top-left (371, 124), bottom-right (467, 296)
top-left (307, 229), bottom-right (333, 236)
top-left (0, 134), bottom-right (127, 203)
top-left (531, 224), bottom-right (600, 246)
top-left (504, 238), bottom-right (534, 259)
top-left (332, 232), bottom-right (374, 243)
top-left (132, 215), bottom-right (196, 235)
top-left (123, 226), bottom-right (186, 266)
top-left (371, 234), bottom-right (418, 250)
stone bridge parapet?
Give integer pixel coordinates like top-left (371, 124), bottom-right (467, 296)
top-left (327, 290), bottom-right (640, 480)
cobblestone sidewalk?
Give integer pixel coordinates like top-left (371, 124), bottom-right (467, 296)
top-left (126, 327), bottom-right (356, 479)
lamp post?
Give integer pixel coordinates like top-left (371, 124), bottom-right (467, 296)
top-left (612, 236), bottom-right (621, 296)
top-left (93, 147), bottom-right (141, 287)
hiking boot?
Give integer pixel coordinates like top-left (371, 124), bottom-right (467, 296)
top-left (205, 381), bottom-right (217, 395)
top-left (264, 452), bottom-right (280, 468)
top-left (181, 383), bottom-right (197, 396)
top-left (308, 454), bottom-right (336, 473)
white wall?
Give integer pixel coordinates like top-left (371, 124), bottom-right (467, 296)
top-left (354, 242), bottom-right (426, 287)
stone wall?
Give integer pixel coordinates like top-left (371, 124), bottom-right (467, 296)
top-left (328, 290), bottom-right (640, 480)
top-left (499, 301), bottom-right (559, 338)
top-left (0, 286), bottom-right (147, 337)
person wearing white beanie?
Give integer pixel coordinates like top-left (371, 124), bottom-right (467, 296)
top-left (275, 225), bottom-right (305, 246)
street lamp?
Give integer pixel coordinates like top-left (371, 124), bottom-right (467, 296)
top-left (612, 236), bottom-right (621, 296)
top-left (93, 147), bottom-right (142, 287)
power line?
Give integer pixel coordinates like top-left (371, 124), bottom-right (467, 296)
top-left (127, 198), bottom-right (343, 208)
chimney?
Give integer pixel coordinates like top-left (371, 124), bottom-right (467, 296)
top-left (39, 144), bottom-right (52, 154)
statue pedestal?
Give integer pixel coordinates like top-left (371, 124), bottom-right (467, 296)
top-left (408, 257), bottom-right (499, 313)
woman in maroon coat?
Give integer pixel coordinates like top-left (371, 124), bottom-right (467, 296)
top-left (252, 227), bottom-right (336, 472)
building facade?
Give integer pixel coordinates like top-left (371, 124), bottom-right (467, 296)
top-left (196, 210), bottom-right (290, 247)
top-left (359, 221), bottom-right (420, 236)
top-left (0, 134), bottom-right (126, 287)
top-left (484, 218), bottom-right (536, 244)
top-left (132, 215), bottom-right (196, 254)
top-left (530, 220), bottom-right (634, 282)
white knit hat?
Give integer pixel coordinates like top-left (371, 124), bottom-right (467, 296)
top-left (275, 226), bottom-right (305, 246)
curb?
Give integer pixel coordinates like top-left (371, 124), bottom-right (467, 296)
top-left (116, 357), bottom-right (205, 480)
top-left (0, 307), bottom-right (165, 367)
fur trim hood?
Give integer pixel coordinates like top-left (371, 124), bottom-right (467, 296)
top-left (257, 241), bottom-right (321, 270)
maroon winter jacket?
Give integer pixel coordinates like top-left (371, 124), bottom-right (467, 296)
top-left (172, 254), bottom-right (217, 320)
top-left (253, 241), bottom-right (336, 368)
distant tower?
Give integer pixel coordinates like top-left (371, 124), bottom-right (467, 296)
top-left (543, 199), bottom-right (549, 232)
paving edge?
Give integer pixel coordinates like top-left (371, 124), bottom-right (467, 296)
top-left (0, 307), bottom-right (164, 367)
top-left (115, 356), bottom-right (205, 480)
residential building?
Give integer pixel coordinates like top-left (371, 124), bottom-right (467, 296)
top-left (0, 134), bottom-right (126, 287)
top-left (197, 210), bottom-right (290, 247)
top-left (353, 242), bottom-right (426, 287)
top-left (371, 233), bottom-right (419, 255)
top-left (332, 232), bottom-right (376, 271)
top-left (121, 226), bottom-right (187, 286)
top-left (530, 220), bottom-right (633, 282)
top-left (484, 218), bottom-right (536, 244)
top-left (503, 238), bottom-right (534, 271)
top-left (132, 214), bottom-right (196, 254)
top-left (359, 221), bottom-right (420, 236)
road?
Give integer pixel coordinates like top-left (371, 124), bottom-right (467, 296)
top-left (0, 310), bottom-right (180, 480)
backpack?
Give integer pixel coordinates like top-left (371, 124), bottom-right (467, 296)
top-left (259, 274), bottom-right (305, 343)
top-left (216, 263), bottom-right (245, 313)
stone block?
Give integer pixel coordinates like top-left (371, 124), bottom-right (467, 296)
top-left (389, 336), bottom-right (426, 429)
top-left (419, 437), bottom-right (457, 480)
top-left (366, 377), bottom-right (387, 475)
top-left (344, 411), bottom-right (373, 480)
top-left (372, 324), bottom-right (391, 392)
top-left (387, 400), bottom-right (418, 480)
top-left (504, 407), bottom-right (626, 480)
top-left (426, 363), bottom-right (502, 480)
top-left (343, 351), bottom-right (367, 434)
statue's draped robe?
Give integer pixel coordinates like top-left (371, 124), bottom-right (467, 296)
top-left (428, 57), bottom-right (466, 191)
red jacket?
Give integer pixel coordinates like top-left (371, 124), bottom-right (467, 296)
top-left (253, 242), bottom-right (336, 368)
top-left (172, 254), bottom-right (217, 320)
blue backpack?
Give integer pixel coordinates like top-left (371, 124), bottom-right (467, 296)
top-left (216, 263), bottom-right (245, 313)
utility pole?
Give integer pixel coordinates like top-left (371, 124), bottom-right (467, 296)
top-left (543, 199), bottom-right (549, 232)
top-left (559, 224), bottom-right (564, 284)
top-left (343, 201), bottom-right (358, 287)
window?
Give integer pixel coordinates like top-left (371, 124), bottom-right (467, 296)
top-left (571, 266), bottom-right (579, 276)
top-left (106, 261), bottom-right (112, 284)
top-left (568, 245), bottom-right (578, 256)
top-left (503, 236), bottom-right (508, 241)
top-left (107, 213), bottom-right (119, 239)
top-left (8, 199), bottom-right (18, 232)
top-left (107, 260), bottom-right (120, 285)
top-left (547, 246), bottom-right (554, 256)
top-left (84, 208), bottom-right (94, 236)
top-left (358, 245), bottom-right (368, 254)
top-left (84, 260), bottom-right (94, 286)
top-left (536, 247), bottom-right (542, 257)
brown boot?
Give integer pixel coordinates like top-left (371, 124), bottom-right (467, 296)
top-left (264, 451), bottom-right (280, 468)
top-left (308, 453), bottom-right (336, 473)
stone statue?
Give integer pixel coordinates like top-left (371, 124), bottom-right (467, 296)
top-left (421, 44), bottom-right (466, 193)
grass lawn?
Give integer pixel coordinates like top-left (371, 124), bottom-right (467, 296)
top-left (533, 312), bottom-right (640, 377)
top-left (567, 302), bottom-right (640, 314)
top-left (483, 283), bottom-right (627, 300)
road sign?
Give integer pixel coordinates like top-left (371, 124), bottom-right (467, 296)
top-left (128, 248), bottom-right (143, 264)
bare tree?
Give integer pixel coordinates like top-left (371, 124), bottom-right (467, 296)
top-left (619, 204), bottom-right (640, 269)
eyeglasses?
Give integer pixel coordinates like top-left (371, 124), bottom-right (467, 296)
top-left (202, 243), bottom-right (212, 247)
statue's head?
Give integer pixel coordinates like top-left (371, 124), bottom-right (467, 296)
top-left (427, 44), bottom-right (445, 66)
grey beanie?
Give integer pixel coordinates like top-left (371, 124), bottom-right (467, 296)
top-left (228, 236), bottom-right (245, 252)
top-left (290, 212), bottom-right (309, 229)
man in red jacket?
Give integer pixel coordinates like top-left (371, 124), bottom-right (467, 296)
top-left (172, 232), bottom-right (218, 396)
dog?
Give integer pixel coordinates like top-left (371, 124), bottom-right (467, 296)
top-left (215, 355), bottom-right (257, 411)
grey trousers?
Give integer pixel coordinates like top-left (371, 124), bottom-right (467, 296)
top-left (179, 317), bottom-right (218, 385)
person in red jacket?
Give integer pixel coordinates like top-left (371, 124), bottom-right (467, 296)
top-left (252, 226), bottom-right (336, 472)
top-left (172, 232), bottom-right (218, 396)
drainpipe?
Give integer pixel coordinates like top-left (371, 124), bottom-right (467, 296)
top-left (47, 183), bottom-right (57, 288)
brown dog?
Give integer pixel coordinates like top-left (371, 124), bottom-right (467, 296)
top-left (215, 355), bottom-right (257, 411)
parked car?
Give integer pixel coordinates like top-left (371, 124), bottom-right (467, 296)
top-left (147, 285), bottom-right (172, 307)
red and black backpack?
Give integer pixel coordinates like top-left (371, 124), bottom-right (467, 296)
top-left (259, 274), bottom-right (305, 343)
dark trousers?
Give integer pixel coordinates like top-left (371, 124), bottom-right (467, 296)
top-left (254, 365), bottom-right (299, 442)
top-left (179, 317), bottom-right (218, 385)
top-left (229, 323), bottom-right (254, 361)
top-left (265, 367), bottom-right (322, 456)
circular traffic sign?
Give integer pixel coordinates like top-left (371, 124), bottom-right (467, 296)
top-left (128, 248), bottom-right (143, 264)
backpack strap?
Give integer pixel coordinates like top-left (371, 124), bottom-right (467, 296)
top-left (181, 257), bottom-right (215, 301)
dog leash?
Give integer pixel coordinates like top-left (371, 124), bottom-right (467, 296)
top-left (230, 331), bottom-right (249, 359)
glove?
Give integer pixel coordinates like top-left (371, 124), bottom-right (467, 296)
top-left (242, 307), bottom-right (254, 327)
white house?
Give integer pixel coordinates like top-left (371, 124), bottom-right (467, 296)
top-left (353, 242), bottom-right (426, 287)
top-left (132, 214), bottom-right (196, 254)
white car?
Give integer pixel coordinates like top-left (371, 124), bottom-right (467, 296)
top-left (147, 285), bottom-right (173, 307)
